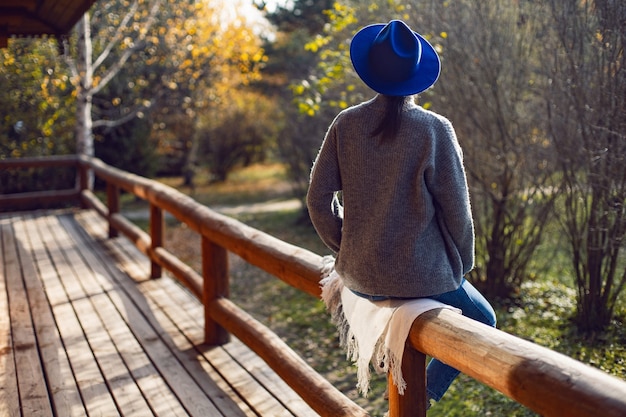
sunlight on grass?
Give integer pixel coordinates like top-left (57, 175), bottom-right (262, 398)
top-left (158, 163), bottom-right (293, 207)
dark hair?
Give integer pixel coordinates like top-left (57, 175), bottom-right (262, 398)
top-left (371, 95), bottom-right (406, 141)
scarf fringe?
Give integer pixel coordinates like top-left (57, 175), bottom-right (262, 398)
top-left (319, 258), bottom-right (407, 396)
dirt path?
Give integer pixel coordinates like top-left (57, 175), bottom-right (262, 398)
top-left (122, 198), bottom-right (302, 220)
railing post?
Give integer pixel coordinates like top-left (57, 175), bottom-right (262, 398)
top-left (202, 236), bottom-right (230, 345)
top-left (388, 342), bottom-right (428, 417)
top-left (106, 183), bottom-right (120, 238)
top-left (149, 204), bottom-right (163, 278)
top-left (78, 158), bottom-right (91, 208)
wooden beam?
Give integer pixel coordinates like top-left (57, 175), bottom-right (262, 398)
top-left (149, 204), bottom-right (163, 278)
top-left (106, 183), bottom-right (119, 238)
top-left (388, 343), bottom-right (428, 417)
top-left (0, 188), bottom-right (80, 211)
top-left (409, 309), bottom-right (626, 417)
top-left (202, 237), bottom-right (229, 345)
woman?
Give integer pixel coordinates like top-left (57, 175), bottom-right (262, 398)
top-left (307, 20), bottom-right (497, 407)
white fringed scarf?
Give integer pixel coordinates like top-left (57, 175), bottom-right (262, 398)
top-left (320, 260), bottom-right (461, 396)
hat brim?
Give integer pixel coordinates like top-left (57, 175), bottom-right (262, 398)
top-left (350, 24), bottom-right (441, 96)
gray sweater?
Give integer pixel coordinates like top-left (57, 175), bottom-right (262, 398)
top-left (307, 94), bottom-right (474, 298)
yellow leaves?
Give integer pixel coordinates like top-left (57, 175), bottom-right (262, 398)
top-left (595, 30), bottom-right (603, 43)
top-left (122, 36), bottom-right (134, 49)
top-left (180, 4), bottom-right (266, 88)
top-left (324, 2), bottom-right (357, 32)
top-left (182, 59), bottom-right (193, 69)
top-left (292, 84), bottom-right (305, 95)
top-left (305, 35), bottom-right (331, 53)
top-left (298, 100), bottom-right (320, 117)
top-left (51, 76), bottom-right (68, 90)
top-left (331, 100), bottom-right (348, 109)
top-left (253, 51), bottom-right (267, 64)
top-left (2, 52), bottom-right (15, 66)
top-left (440, 31), bottom-right (448, 39)
top-left (42, 122), bottom-right (53, 137)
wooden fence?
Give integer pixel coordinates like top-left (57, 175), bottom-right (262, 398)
top-left (2, 155), bottom-right (626, 417)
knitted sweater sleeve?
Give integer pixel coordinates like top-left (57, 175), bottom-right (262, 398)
top-left (306, 120), bottom-right (343, 253)
top-left (427, 117), bottom-right (475, 275)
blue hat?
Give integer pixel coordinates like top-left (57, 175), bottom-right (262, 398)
top-left (350, 20), bottom-right (441, 96)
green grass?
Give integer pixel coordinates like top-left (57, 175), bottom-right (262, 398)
top-left (138, 163), bottom-right (625, 417)
top-left (159, 163), bottom-right (293, 207)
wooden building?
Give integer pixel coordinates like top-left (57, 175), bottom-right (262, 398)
top-left (0, 0), bottom-right (98, 47)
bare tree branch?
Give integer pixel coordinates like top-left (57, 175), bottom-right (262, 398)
top-left (92, 0), bottom-right (140, 71)
top-left (91, 0), bottom-right (163, 96)
top-left (92, 99), bottom-right (153, 129)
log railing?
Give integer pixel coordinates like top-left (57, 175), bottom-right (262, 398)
top-left (2, 155), bottom-right (626, 417)
top-left (0, 155), bottom-right (86, 209)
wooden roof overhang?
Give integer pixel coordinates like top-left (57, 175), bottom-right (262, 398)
top-left (0, 0), bottom-right (98, 48)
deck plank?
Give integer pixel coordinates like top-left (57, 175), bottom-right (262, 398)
top-left (73, 210), bottom-right (290, 416)
top-left (61, 212), bottom-right (234, 417)
top-left (36, 214), bottom-right (160, 417)
top-left (14, 215), bottom-right (85, 417)
top-left (91, 236), bottom-right (258, 416)
top-left (2, 217), bottom-right (54, 417)
top-left (0, 219), bottom-right (21, 417)
top-left (80, 210), bottom-right (321, 416)
top-left (159, 275), bottom-right (321, 417)
top-left (52, 213), bottom-right (222, 417)
top-left (76, 209), bottom-right (320, 417)
top-left (0, 209), bottom-right (322, 417)
top-left (18, 213), bottom-right (120, 417)
top-left (81, 215), bottom-right (261, 417)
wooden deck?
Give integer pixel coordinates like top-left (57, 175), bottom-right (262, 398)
top-left (0, 209), bottom-right (320, 417)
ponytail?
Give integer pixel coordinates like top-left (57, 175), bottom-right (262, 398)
top-left (371, 95), bottom-right (406, 142)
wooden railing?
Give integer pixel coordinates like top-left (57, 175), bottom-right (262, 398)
top-left (0, 155), bottom-right (85, 209)
top-left (2, 155), bottom-right (626, 417)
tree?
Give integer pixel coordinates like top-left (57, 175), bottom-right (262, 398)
top-left (256, 0), bottom-right (336, 201)
top-left (172, 0), bottom-right (268, 183)
top-left (65, 0), bottom-right (169, 161)
top-left (196, 89), bottom-right (279, 182)
top-left (61, 0), bottom-right (266, 184)
top-left (0, 39), bottom-right (75, 159)
top-left (407, 0), bottom-right (559, 300)
top-left (545, 0), bottom-right (626, 332)
top-left (0, 39), bottom-right (76, 194)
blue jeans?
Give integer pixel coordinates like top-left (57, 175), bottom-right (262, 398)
top-left (426, 279), bottom-right (496, 401)
top-left (351, 279), bottom-right (496, 402)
